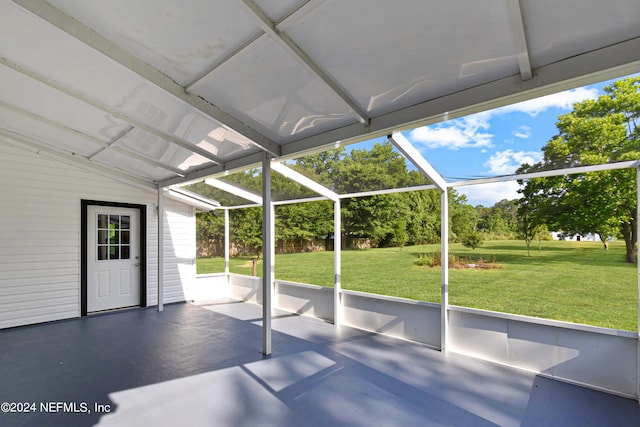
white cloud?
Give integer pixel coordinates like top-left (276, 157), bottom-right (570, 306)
top-left (496, 87), bottom-right (599, 117)
top-left (409, 112), bottom-right (493, 150)
top-left (458, 181), bottom-right (522, 207)
top-left (513, 125), bottom-right (531, 139)
top-left (483, 149), bottom-right (542, 175)
top-left (408, 87), bottom-right (599, 151)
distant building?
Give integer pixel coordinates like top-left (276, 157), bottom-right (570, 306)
top-left (550, 232), bottom-right (614, 242)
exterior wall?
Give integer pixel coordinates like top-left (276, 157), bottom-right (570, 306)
top-left (0, 142), bottom-right (195, 329)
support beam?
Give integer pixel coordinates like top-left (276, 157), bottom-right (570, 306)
top-left (271, 161), bottom-right (339, 201)
top-left (507, 0), bottom-right (532, 80)
top-left (160, 151), bottom-right (266, 188)
top-left (237, 0), bottom-right (369, 124)
top-left (224, 209), bottom-right (230, 275)
top-left (636, 167), bottom-right (640, 402)
top-left (165, 188), bottom-right (221, 211)
top-left (158, 186), bottom-right (164, 312)
top-left (334, 199), bottom-right (342, 326)
top-left (441, 188), bottom-right (449, 353)
top-left (449, 160), bottom-right (639, 188)
top-left (389, 132), bottom-right (447, 191)
top-left (204, 178), bottom-right (263, 205)
top-left (262, 153), bottom-right (273, 355)
top-left (13, 0), bottom-right (281, 157)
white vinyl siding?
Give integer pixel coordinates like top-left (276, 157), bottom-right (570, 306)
top-left (0, 142), bottom-right (195, 329)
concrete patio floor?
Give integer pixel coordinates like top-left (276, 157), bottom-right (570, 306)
top-left (1, 300), bottom-right (639, 426)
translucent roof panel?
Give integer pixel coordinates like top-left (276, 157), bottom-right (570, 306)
top-left (283, 1), bottom-right (520, 117)
top-left (522, 0), bottom-right (640, 68)
top-left (116, 128), bottom-right (212, 174)
top-left (48, 0), bottom-right (262, 87)
top-left (93, 150), bottom-right (178, 183)
top-left (0, 66), bottom-right (132, 143)
top-left (190, 36), bottom-right (359, 144)
top-left (0, 104), bottom-right (104, 158)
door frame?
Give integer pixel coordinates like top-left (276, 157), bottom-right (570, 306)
top-left (81, 200), bottom-right (147, 316)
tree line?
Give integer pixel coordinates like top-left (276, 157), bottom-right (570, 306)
top-left (193, 142), bottom-right (521, 256)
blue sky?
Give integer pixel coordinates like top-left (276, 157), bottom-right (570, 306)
top-left (397, 73), bottom-right (639, 207)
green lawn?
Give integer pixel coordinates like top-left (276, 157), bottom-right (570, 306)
top-left (197, 240), bottom-right (638, 331)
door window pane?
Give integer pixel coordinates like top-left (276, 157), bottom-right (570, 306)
top-left (97, 213), bottom-right (132, 261)
top-left (109, 245), bottom-right (119, 260)
top-left (98, 214), bottom-right (108, 228)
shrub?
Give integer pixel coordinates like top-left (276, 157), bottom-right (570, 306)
top-left (461, 232), bottom-right (484, 250)
top-left (416, 252), bottom-right (440, 267)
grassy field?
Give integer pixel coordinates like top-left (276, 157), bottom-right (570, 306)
top-left (197, 240), bottom-right (638, 331)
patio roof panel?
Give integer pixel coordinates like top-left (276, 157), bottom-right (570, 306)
top-left (522, 0), bottom-right (640, 69)
top-left (91, 149), bottom-right (181, 183)
top-left (0, 106), bottom-right (104, 159)
top-left (0, 66), bottom-right (133, 145)
top-left (284, 0), bottom-right (521, 118)
top-left (253, 0), bottom-right (310, 23)
top-left (189, 36), bottom-right (359, 144)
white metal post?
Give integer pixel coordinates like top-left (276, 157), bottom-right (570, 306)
top-left (441, 188), bottom-right (449, 352)
top-left (636, 167), bottom-right (640, 402)
top-left (334, 199), bottom-right (342, 325)
top-left (224, 209), bottom-right (230, 275)
top-left (262, 154), bottom-right (273, 355)
top-left (270, 200), bottom-right (277, 311)
top-left (157, 186), bottom-right (164, 312)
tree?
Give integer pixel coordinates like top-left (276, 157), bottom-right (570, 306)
top-left (476, 199), bottom-right (519, 239)
top-left (196, 211), bottom-right (225, 256)
top-left (461, 232), bottom-right (483, 250)
top-left (518, 77), bottom-right (640, 262)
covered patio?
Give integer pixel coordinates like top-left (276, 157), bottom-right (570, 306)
top-left (2, 0), bottom-right (640, 425)
top-left (2, 300), bottom-right (639, 426)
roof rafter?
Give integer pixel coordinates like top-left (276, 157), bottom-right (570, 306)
top-left (236, 0), bottom-right (370, 124)
top-left (166, 188), bottom-right (221, 211)
top-left (12, 0), bottom-right (281, 157)
top-left (204, 178), bottom-right (263, 205)
top-left (389, 132), bottom-right (446, 192)
top-left (507, 0), bottom-right (532, 81)
top-left (271, 161), bottom-right (339, 201)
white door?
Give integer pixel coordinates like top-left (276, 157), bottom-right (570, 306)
top-left (87, 206), bottom-right (141, 312)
